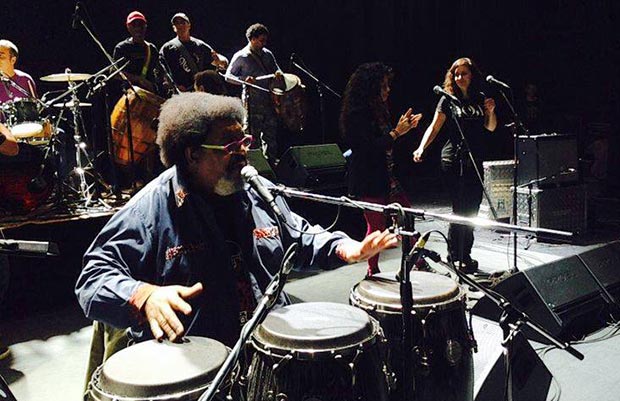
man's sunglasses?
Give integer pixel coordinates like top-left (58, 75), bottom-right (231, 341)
top-left (201, 135), bottom-right (253, 154)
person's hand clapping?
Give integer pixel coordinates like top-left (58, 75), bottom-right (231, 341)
top-left (483, 97), bottom-right (496, 114)
top-left (393, 108), bottom-right (422, 138)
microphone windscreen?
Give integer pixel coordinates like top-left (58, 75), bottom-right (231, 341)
top-left (241, 165), bottom-right (258, 181)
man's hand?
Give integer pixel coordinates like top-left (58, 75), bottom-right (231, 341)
top-left (210, 51), bottom-right (229, 70)
top-left (143, 282), bottom-right (203, 341)
top-left (336, 230), bottom-right (399, 263)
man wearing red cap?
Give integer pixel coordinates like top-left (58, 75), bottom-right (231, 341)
top-left (159, 12), bottom-right (228, 93)
top-left (112, 11), bottom-right (161, 93)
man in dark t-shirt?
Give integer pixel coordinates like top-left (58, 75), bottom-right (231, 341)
top-left (112, 11), bottom-right (161, 94)
top-left (159, 13), bottom-right (228, 93)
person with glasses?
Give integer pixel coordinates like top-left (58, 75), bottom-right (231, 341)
top-left (159, 12), bottom-right (228, 93)
top-left (75, 92), bottom-right (397, 351)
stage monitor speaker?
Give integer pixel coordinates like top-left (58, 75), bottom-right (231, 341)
top-left (472, 254), bottom-right (609, 342)
top-left (578, 240), bottom-right (620, 310)
top-left (517, 133), bottom-right (579, 187)
top-left (247, 149), bottom-right (276, 182)
top-left (474, 331), bottom-right (552, 401)
top-left (276, 144), bottom-right (346, 190)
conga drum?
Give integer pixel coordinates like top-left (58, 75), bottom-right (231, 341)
top-left (110, 86), bottom-right (164, 166)
top-left (245, 302), bottom-right (392, 401)
top-left (88, 336), bottom-right (231, 401)
top-left (350, 272), bottom-right (475, 401)
top-left (271, 73), bottom-right (306, 132)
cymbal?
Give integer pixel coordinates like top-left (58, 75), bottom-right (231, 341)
top-left (40, 73), bottom-right (92, 82)
top-left (51, 101), bottom-right (92, 108)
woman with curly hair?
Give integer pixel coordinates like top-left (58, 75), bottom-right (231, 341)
top-left (341, 62), bottom-right (422, 276)
top-left (413, 57), bottom-right (497, 273)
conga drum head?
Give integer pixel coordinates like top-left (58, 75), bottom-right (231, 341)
top-left (253, 302), bottom-right (377, 358)
top-left (351, 272), bottom-right (462, 314)
top-left (93, 336), bottom-right (228, 400)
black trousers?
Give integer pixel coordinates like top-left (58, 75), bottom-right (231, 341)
top-left (442, 161), bottom-right (484, 261)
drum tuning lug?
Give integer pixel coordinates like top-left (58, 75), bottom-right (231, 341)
top-left (275, 392), bottom-right (288, 401)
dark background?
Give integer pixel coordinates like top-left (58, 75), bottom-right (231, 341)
top-left (3, 0), bottom-right (619, 189)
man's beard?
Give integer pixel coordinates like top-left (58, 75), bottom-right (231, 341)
top-left (213, 153), bottom-right (246, 196)
top-left (213, 176), bottom-right (243, 196)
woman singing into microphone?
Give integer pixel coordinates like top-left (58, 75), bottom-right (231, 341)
top-left (413, 57), bottom-right (496, 273)
top-left (341, 62), bottom-right (422, 276)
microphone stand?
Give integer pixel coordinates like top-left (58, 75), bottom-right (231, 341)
top-left (493, 83), bottom-right (529, 274)
top-left (72, 2), bottom-right (140, 191)
top-left (158, 56), bottom-right (181, 96)
top-left (270, 186), bottom-right (574, 239)
top-left (438, 95), bottom-right (499, 267)
top-left (198, 242), bottom-right (299, 401)
top-left (422, 250), bottom-right (584, 401)
top-left (387, 206), bottom-right (417, 401)
top-left (0, 74), bottom-right (41, 104)
top-left (291, 56), bottom-right (341, 144)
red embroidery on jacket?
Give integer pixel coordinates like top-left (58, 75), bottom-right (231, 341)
top-left (253, 226), bottom-right (279, 239)
top-left (165, 242), bottom-right (207, 260)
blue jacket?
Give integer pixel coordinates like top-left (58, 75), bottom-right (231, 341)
top-left (75, 166), bottom-right (350, 345)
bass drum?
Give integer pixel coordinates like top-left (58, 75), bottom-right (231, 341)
top-left (271, 73), bottom-right (306, 132)
top-left (0, 143), bottom-right (53, 214)
top-left (110, 86), bottom-right (164, 166)
top-left (350, 272), bottom-right (475, 401)
top-left (89, 336), bottom-right (231, 401)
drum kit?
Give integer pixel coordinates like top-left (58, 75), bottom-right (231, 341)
top-left (0, 58), bottom-right (169, 215)
top-left (0, 71), bottom-right (100, 213)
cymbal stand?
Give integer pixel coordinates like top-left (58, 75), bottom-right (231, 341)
top-left (64, 70), bottom-right (111, 209)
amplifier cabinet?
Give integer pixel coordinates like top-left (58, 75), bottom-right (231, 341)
top-left (514, 184), bottom-right (587, 233)
top-left (518, 133), bottom-right (579, 187)
top-left (479, 160), bottom-right (514, 220)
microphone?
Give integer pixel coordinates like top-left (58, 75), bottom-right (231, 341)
top-left (241, 165), bottom-right (287, 223)
top-left (396, 231), bottom-right (432, 280)
top-left (71, 2), bottom-right (81, 30)
top-left (433, 85), bottom-right (460, 105)
top-left (486, 75), bottom-right (510, 90)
